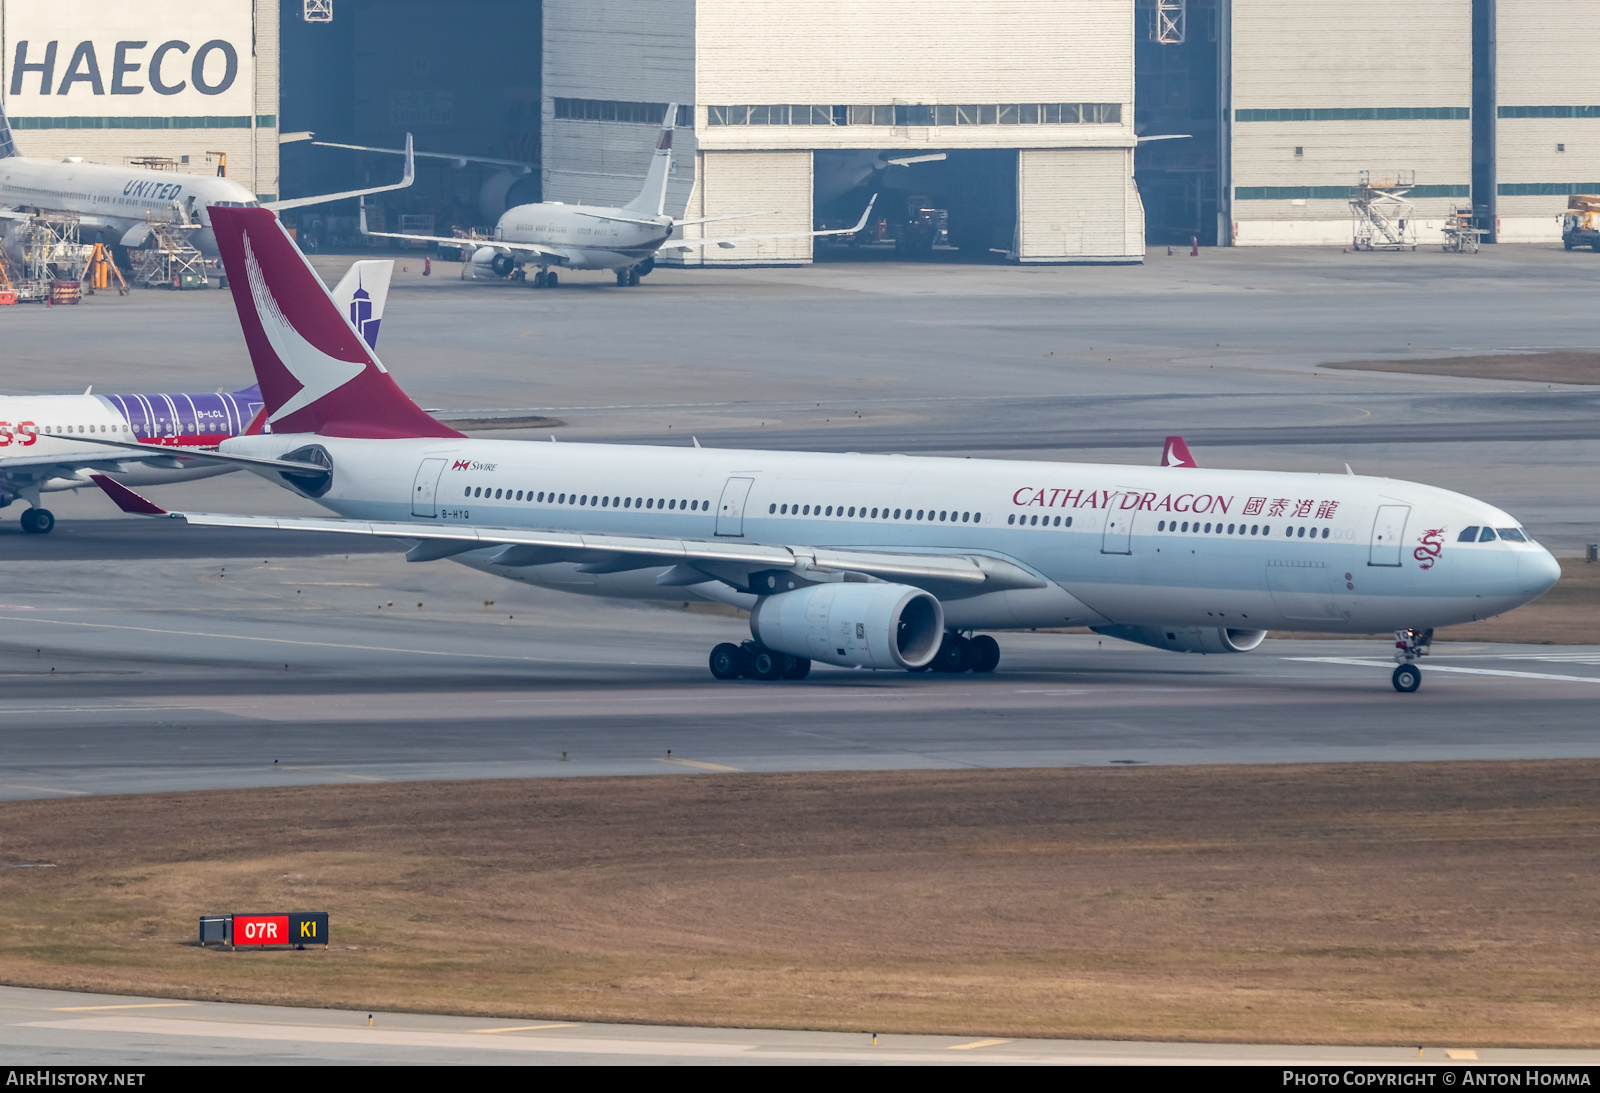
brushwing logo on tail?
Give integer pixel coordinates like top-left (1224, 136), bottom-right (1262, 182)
top-left (243, 230), bottom-right (367, 422)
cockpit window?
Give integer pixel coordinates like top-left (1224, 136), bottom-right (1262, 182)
top-left (1479, 527), bottom-right (1498, 542)
top-left (1497, 528), bottom-right (1528, 543)
top-left (1458, 527), bottom-right (1480, 542)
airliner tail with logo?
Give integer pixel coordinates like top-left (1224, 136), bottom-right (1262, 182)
top-left (88, 207), bottom-right (1559, 692)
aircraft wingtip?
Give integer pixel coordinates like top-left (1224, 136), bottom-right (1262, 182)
top-left (90, 474), bottom-right (168, 516)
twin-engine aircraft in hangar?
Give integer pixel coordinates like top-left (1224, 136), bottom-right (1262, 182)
top-left (359, 103), bottom-right (875, 288)
top-left (0, 261), bottom-right (392, 533)
top-left (85, 206), bottom-right (1559, 692)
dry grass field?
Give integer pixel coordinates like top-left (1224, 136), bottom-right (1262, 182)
top-left (3, 763), bottom-right (1600, 1046)
top-left (1323, 351), bottom-right (1600, 385)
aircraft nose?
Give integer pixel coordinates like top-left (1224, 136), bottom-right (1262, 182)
top-left (1519, 547), bottom-right (1561, 598)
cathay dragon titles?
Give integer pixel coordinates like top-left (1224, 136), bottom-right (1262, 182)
top-left (85, 207), bottom-right (1558, 693)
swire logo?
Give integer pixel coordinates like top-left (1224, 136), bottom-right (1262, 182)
top-left (452, 460), bottom-right (470, 470)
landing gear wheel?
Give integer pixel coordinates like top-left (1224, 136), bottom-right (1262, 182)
top-left (931, 634), bottom-right (972, 673)
top-left (709, 643), bottom-right (743, 680)
top-left (746, 646), bottom-right (783, 681)
top-left (533, 271), bottom-right (548, 288)
top-left (546, 271), bottom-right (559, 287)
top-left (1392, 664), bottom-right (1422, 693)
top-left (627, 269), bottom-right (641, 286)
top-left (20, 508), bottom-right (54, 534)
top-left (780, 655), bottom-right (811, 680)
top-left (615, 270), bottom-right (628, 286)
top-left (969, 635), bottom-right (1000, 673)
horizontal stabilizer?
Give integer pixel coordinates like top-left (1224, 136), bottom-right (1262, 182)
top-left (90, 475), bottom-right (168, 515)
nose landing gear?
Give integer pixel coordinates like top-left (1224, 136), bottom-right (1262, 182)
top-left (1391, 627), bottom-right (1432, 692)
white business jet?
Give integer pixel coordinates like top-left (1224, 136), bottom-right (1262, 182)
top-left (360, 103), bottom-right (874, 287)
top-left (87, 207), bottom-right (1559, 693)
top-left (0, 259), bottom-right (392, 533)
top-left (0, 100), bottom-right (413, 263)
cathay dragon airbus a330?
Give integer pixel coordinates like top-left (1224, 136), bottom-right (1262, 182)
top-left (88, 207), bottom-right (1559, 692)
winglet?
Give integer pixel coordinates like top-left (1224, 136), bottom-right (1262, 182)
top-left (1161, 435), bottom-right (1197, 468)
top-left (90, 475), bottom-right (169, 516)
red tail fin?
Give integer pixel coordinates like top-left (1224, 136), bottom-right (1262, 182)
top-left (1161, 435), bottom-right (1197, 468)
top-left (209, 206), bottom-right (461, 440)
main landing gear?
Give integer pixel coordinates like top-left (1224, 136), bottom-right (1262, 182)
top-left (19, 508), bottom-right (54, 534)
top-left (709, 641), bottom-right (811, 681)
top-left (918, 633), bottom-right (1001, 674)
top-left (530, 270), bottom-right (560, 288)
top-left (614, 266), bottom-right (643, 287)
top-left (1391, 627), bottom-right (1432, 693)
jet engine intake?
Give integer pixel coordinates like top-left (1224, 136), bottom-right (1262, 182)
top-left (1091, 624), bottom-right (1268, 655)
top-left (750, 582), bottom-right (944, 670)
top-left (470, 247), bottom-right (515, 279)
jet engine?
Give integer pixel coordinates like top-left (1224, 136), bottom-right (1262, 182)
top-left (1091, 625), bottom-right (1268, 655)
top-left (750, 581), bottom-right (944, 670)
top-left (470, 247), bottom-right (516, 279)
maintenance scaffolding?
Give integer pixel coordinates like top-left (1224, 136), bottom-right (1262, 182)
top-left (1350, 171), bottom-right (1418, 251)
top-left (132, 218), bottom-right (208, 289)
top-left (1441, 203), bottom-right (1484, 253)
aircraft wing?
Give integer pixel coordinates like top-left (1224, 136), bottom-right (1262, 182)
top-left (0, 447), bottom-right (197, 490)
top-left (263, 134), bottom-right (415, 212)
top-left (357, 200), bottom-right (567, 260)
top-left (91, 475), bottom-right (1046, 596)
top-left (661, 194), bottom-right (877, 253)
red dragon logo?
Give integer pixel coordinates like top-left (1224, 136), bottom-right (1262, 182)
top-left (1414, 528), bottom-right (1446, 570)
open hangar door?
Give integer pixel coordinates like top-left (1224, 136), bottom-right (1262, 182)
top-left (812, 149), bottom-right (1017, 262)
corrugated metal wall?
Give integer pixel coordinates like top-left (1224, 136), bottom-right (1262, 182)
top-left (1230, 0), bottom-right (1472, 245)
top-left (254, 0), bottom-right (280, 202)
top-left (1495, 0), bottom-right (1600, 241)
top-left (1017, 148), bottom-right (1141, 262)
top-left (691, 150), bottom-right (812, 264)
top-left (542, 0), bottom-right (698, 211)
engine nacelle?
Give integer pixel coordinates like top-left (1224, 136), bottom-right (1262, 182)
top-left (1092, 624), bottom-right (1268, 655)
top-left (750, 581), bottom-right (944, 670)
top-left (470, 247), bottom-right (516, 279)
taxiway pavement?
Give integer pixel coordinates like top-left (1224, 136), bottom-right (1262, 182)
top-left (4, 985), bottom-right (1597, 1065)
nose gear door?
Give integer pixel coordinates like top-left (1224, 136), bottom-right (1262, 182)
top-left (411, 457), bottom-right (447, 517)
top-left (715, 477), bottom-right (755, 537)
top-left (1369, 504), bottom-right (1411, 566)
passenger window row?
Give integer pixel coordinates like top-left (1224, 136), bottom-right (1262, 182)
top-left (463, 486), bottom-right (709, 511)
top-left (768, 503), bottom-right (983, 524)
top-left (1159, 519), bottom-right (1296, 537)
top-left (1458, 526), bottom-right (1528, 543)
top-left (1007, 513), bottom-right (1074, 527)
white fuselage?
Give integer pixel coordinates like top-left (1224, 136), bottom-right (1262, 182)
top-left (0, 394), bottom-right (239, 495)
top-left (0, 155), bottom-right (259, 259)
top-left (492, 201), bottom-right (670, 271)
top-left (219, 432), bottom-right (1559, 636)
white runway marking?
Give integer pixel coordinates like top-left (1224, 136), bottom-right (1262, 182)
top-left (1287, 657), bottom-right (1600, 685)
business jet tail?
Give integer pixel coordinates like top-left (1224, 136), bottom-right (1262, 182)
top-left (1161, 435), bottom-right (1198, 468)
top-left (621, 103), bottom-right (678, 217)
top-left (208, 206), bottom-right (460, 440)
top-left (0, 97), bottom-right (18, 159)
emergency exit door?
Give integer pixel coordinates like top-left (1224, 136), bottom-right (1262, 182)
top-left (716, 477), bottom-right (755, 536)
top-left (412, 457), bottom-right (446, 517)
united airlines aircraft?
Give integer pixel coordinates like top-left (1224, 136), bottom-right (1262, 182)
top-left (89, 207), bottom-right (1560, 692)
top-left (0, 101), bottom-right (412, 263)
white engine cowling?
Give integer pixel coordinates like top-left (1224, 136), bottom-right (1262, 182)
top-left (470, 246), bottom-right (516, 279)
top-left (750, 582), bottom-right (944, 670)
top-left (1092, 625), bottom-right (1268, 655)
